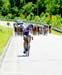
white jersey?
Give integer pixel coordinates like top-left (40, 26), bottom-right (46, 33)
top-left (29, 31), bottom-right (33, 37)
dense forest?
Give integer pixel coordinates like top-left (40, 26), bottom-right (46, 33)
top-left (0, 0), bottom-right (62, 29)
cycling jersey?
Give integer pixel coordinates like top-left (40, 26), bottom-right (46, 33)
top-left (24, 29), bottom-right (29, 37)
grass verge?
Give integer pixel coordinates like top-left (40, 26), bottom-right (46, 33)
top-left (0, 26), bottom-right (13, 55)
top-left (51, 30), bottom-right (62, 35)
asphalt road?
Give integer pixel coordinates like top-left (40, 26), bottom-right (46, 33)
top-left (0, 21), bottom-right (62, 75)
top-left (0, 34), bottom-right (62, 75)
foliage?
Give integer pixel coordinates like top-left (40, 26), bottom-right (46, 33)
top-left (1, 0), bottom-right (10, 16)
top-left (34, 16), bottom-right (40, 22)
top-left (22, 2), bottom-right (35, 14)
top-left (0, 0), bottom-right (62, 29)
top-left (0, 0), bottom-right (62, 16)
top-left (45, 0), bottom-right (60, 15)
top-left (0, 0), bottom-right (4, 10)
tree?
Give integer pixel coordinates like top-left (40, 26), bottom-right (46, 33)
top-left (9, 0), bottom-right (15, 7)
top-left (22, 2), bottom-right (36, 15)
top-left (25, 0), bottom-right (37, 4)
top-left (59, 0), bottom-right (62, 16)
top-left (19, 0), bottom-right (26, 9)
top-left (45, 0), bottom-right (60, 15)
top-left (1, 0), bottom-right (10, 16)
top-left (0, 0), bottom-right (4, 9)
top-left (36, 0), bottom-right (46, 16)
top-left (25, 0), bottom-right (32, 3)
top-left (11, 6), bottom-right (18, 15)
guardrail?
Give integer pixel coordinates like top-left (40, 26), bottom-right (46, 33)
top-left (52, 27), bottom-right (62, 33)
top-left (0, 18), bottom-right (62, 33)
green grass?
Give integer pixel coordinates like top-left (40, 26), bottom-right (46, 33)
top-left (51, 30), bottom-right (62, 35)
top-left (0, 26), bottom-right (13, 55)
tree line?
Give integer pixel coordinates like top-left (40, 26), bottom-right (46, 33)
top-left (0, 0), bottom-right (62, 29)
top-left (0, 0), bottom-right (61, 18)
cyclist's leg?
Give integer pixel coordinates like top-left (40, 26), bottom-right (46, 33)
top-left (23, 38), bottom-right (28, 54)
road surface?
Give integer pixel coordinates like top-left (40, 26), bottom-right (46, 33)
top-left (0, 33), bottom-right (62, 75)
